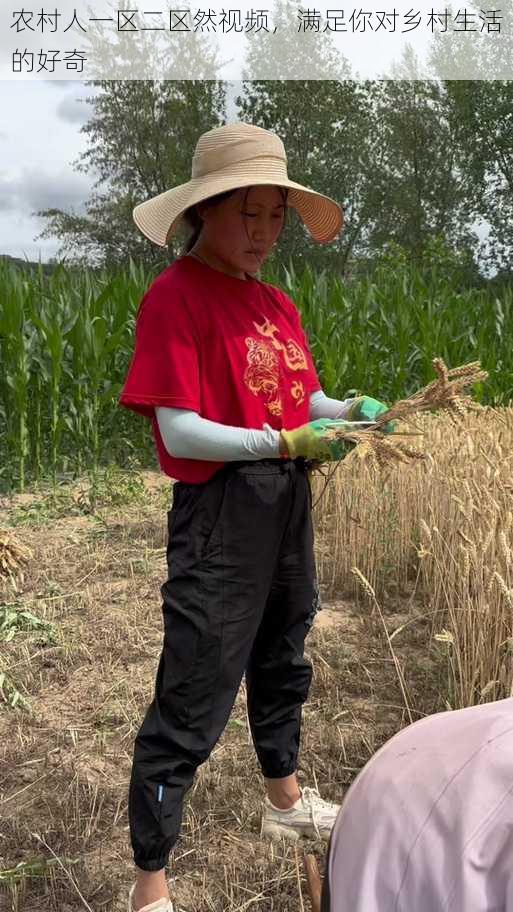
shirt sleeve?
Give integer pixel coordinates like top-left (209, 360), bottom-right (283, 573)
top-left (118, 282), bottom-right (201, 419)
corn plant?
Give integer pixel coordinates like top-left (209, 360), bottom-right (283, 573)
top-left (0, 253), bottom-right (511, 494)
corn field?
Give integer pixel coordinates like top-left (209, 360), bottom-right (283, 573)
top-left (1, 255), bottom-right (512, 494)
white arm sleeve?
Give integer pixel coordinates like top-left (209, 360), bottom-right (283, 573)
top-left (155, 407), bottom-right (281, 460)
top-left (309, 389), bottom-right (355, 420)
top-left (155, 391), bottom-right (356, 461)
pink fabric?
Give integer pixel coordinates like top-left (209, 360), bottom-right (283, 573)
top-left (328, 698), bottom-right (513, 911)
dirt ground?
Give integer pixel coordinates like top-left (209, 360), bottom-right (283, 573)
top-left (0, 470), bottom-right (442, 912)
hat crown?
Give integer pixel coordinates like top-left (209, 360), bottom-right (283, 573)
top-left (132, 121), bottom-right (344, 247)
top-left (191, 122), bottom-right (287, 179)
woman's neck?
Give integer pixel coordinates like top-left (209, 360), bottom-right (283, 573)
top-left (187, 246), bottom-right (248, 281)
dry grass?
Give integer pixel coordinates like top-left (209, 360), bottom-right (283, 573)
top-left (0, 469), bottom-right (439, 911)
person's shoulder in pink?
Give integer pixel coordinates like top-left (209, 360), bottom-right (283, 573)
top-left (323, 698), bottom-right (513, 911)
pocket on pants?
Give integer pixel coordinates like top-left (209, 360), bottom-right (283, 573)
top-left (157, 783), bottom-right (183, 825)
top-left (165, 483), bottom-right (206, 569)
top-left (166, 472), bottom-right (231, 566)
top-left (309, 576), bottom-right (322, 624)
top-left (167, 483), bottom-right (198, 541)
top-left (198, 470), bottom-right (232, 558)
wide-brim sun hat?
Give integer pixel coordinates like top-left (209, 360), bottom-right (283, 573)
top-left (132, 122), bottom-right (344, 247)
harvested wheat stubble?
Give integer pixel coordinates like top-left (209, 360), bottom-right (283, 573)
top-left (323, 358), bottom-right (489, 469)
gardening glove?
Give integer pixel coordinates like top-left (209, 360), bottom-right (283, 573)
top-left (281, 418), bottom-right (357, 462)
top-left (344, 395), bottom-right (396, 434)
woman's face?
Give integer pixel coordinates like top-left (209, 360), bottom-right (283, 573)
top-left (196, 185), bottom-right (286, 278)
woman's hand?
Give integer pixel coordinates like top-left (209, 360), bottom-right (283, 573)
top-left (280, 418), bottom-right (356, 462)
top-left (344, 396), bottom-right (396, 434)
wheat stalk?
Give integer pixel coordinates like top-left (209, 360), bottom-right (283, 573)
top-left (321, 358), bottom-right (488, 469)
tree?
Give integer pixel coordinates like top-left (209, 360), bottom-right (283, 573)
top-left (428, 1), bottom-right (513, 275)
top-left (237, 1), bottom-right (483, 281)
top-left (359, 78), bottom-right (481, 275)
top-left (237, 0), bottom-right (376, 278)
top-left (35, 23), bottom-right (228, 269)
top-left (442, 81), bottom-right (513, 276)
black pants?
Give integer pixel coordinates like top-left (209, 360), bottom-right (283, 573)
top-left (128, 456), bottom-right (321, 871)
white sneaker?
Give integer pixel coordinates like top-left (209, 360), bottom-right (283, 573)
top-left (127, 883), bottom-right (174, 912)
top-left (260, 785), bottom-right (340, 842)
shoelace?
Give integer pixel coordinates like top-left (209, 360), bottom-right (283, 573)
top-left (301, 786), bottom-right (338, 841)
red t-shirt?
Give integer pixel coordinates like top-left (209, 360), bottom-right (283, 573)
top-left (118, 255), bottom-right (322, 483)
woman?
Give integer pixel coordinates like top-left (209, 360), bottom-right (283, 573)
top-left (119, 121), bottom-right (390, 912)
top-left (321, 697), bottom-right (513, 911)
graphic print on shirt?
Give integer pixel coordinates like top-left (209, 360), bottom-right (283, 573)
top-left (243, 316), bottom-right (308, 417)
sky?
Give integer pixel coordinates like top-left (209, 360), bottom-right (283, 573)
top-left (0, 79), bottom-right (492, 272)
top-left (0, 80), bottom-right (98, 262)
top-left (0, 79), bottom-right (241, 263)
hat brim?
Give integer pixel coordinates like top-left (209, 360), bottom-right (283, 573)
top-left (133, 170), bottom-right (344, 247)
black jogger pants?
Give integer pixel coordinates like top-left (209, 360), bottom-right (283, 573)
top-left (128, 456), bottom-right (322, 871)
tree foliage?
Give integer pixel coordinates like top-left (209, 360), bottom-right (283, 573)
top-left (34, 0), bottom-right (512, 279)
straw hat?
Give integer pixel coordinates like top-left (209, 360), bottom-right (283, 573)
top-left (132, 122), bottom-right (344, 247)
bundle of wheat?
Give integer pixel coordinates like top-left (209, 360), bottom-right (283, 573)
top-left (0, 529), bottom-right (32, 583)
top-left (321, 358), bottom-right (489, 469)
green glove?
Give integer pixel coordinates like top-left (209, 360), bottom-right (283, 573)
top-left (344, 396), bottom-right (396, 435)
top-left (281, 418), bottom-right (358, 462)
